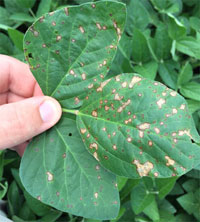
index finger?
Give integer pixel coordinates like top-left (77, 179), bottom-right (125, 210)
top-left (0, 54), bottom-right (37, 97)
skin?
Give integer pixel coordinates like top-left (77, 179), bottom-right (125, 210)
top-left (0, 55), bottom-right (62, 156)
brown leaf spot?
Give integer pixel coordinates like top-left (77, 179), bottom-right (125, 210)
top-left (180, 104), bottom-right (186, 110)
top-left (80, 128), bottom-right (86, 134)
top-left (139, 131), bottom-right (144, 138)
top-left (92, 110), bottom-right (98, 117)
top-left (157, 98), bottom-right (166, 109)
top-left (37, 196), bottom-right (41, 200)
top-left (127, 137), bottom-right (132, 143)
top-left (154, 172), bottom-right (159, 177)
top-left (104, 105), bottom-right (109, 111)
top-left (91, 3), bottom-right (96, 8)
top-left (62, 153), bottom-right (66, 158)
top-left (52, 21), bottom-right (56, 26)
top-left (170, 91), bottom-right (177, 97)
top-left (96, 23), bottom-right (101, 30)
top-left (79, 26), bottom-right (85, 33)
top-left (93, 152), bottom-right (99, 161)
top-left (172, 108), bottom-right (178, 114)
top-left (96, 79), bottom-right (111, 92)
top-left (137, 123), bottom-right (150, 131)
top-left (69, 69), bottom-right (74, 75)
top-left (132, 160), bottom-right (154, 177)
top-left (129, 76), bottom-right (142, 88)
top-left (64, 7), bottom-right (69, 16)
top-left (56, 35), bottom-right (62, 41)
top-left (80, 73), bottom-right (86, 80)
top-left (42, 43), bottom-right (46, 48)
top-left (165, 156), bottom-right (175, 166)
top-left (114, 93), bottom-right (123, 101)
top-left (154, 127), bottom-right (160, 134)
top-left (46, 172), bottom-right (53, 181)
top-left (117, 99), bottom-right (131, 113)
top-left (88, 83), bottom-right (94, 89)
top-left (90, 142), bottom-right (98, 150)
top-left (148, 141), bottom-right (153, 146)
top-left (112, 145), bottom-right (117, 150)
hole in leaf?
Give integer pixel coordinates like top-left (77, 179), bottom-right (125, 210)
top-left (28, 53), bottom-right (33, 58)
top-left (68, 133), bottom-right (72, 136)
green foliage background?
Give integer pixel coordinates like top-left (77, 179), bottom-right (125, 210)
top-left (0, 0), bottom-right (200, 221)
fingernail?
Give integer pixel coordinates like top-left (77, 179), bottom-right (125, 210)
top-left (39, 100), bottom-right (57, 123)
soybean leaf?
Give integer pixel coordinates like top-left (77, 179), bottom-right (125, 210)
top-left (24, 1), bottom-right (126, 108)
top-left (36, 0), bottom-right (52, 17)
top-left (18, 201), bottom-right (36, 221)
top-left (177, 192), bottom-right (199, 215)
top-left (131, 179), bottom-right (154, 214)
top-left (143, 198), bottom-right (160, 221)
top-left (132, 28), bottom-right (151, 64)
top-left (176, 36), bottom-right (200, 59)
top-left (116, 176), bottom-right (128, 191)
top-left (20, 117), bottom-right (119, 220)
top-left (16, 0), bottom-right (36, 9)
top-left (153, 23), bottom-right (172, 60)
top-left (0, 33), bottom-right (13, 55)
top-left (150, 0), bottom-right (182, 14)
top-left (155, 177), bottom-right (177, 199)
top-left (167, 13), bottom-right (186, 40)
top-left (133, 60), bottom-right (158, 80)
top-left (4, 0), bottom-right (28, 14)
top-left (8, 29), bottom-right (24, 51)
top-left (0, 6), bottom-right (13, 26)
top-left (10, 13), bottom-right (35, 23)
top-left (182, 179), bottom-right (199, 192)
top-left (158, 60), bottom-right (178, 89)
top-left (177, 62), bottom-right (193, 87)
top-left (169, 182), bottom-right (184, 195)
top-left (190, 17), bottom-right (200, 32)
top-left (126, 0), bottom-right (150, 34)
top-left (159, 199), bottom-right (176, 214)
top-left (180, 82), bottom-right (200, 101)
top-left (187, 100), bottom-right (200, 114)
top-left (77, 73), bottom-right (200, 178)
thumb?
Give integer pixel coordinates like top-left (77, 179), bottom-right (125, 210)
top-left (0, 96), bottom-right (62, 150)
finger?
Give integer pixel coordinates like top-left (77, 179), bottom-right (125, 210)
top-left (0, 92), bottom-right (25, 105)
top-left (15, 142), bottom-right (28, 156)
top-left (0, 55), bottom-right (36, 97)
top-left (0, 96), bottom-right (62, 150)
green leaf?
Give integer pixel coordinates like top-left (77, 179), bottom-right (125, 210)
top-left (169, 182), bottom-right (184, 195)
top-left (167, 13), bottom-right (186, 40)
top-left (0, 181), bottom-right (8, 200)
top-left (155, 177), bottom-right (177, 199)
top-left (153, 23), bottom-right (172, 60)
top-left (177, 62), bottom-right (193, 87)
top-left (187, 99), bottom-right (200, 113)
top-left (24, 1), bottom-right (126, 108)
top-left (116, 176), bottom-right (128, 191)
top-left (19, 201), bottom-right (36, 221)
top-left (77, 73), bottom-right (200, 178)
top-left (36, 0), bottom-right (52, 17)
top-left (176, 36), bottom-right (200, 59)
top-left (16, 0), bottom-right (36, 9)
top-left (7, 181), bottom-right (23, 217)
top-left (0, 33), bottom-right (14, 55)
top-left (8, 28), bottom-right (24, 51)
top-left (0, 6), bottom-right (13, 26)
top-left (177, 192), bottom-right (199, 214)
top-left (120, 179), bottom-right (140, 200)
top-left (126, 0), bottom-right (150, 34)
top-left (131, 179), bottom-right (154, 214)
top-left (159, 199), bottom-right (176, 214)
top-left (182, 179), bottom-right (199, 192)
top-left (175, 213), bottom-right (196, 222)
top-left (4, 0), bottom-right (28, 14)
top-left (20, 117), bottom-right (119, 220)
top-left (132, 28), bottom-right (152, 64)
top-left (180, 82), bottom-right (200, 101)
top-left (150, 0), bottom-right (182, 14)
top-left (143, 198), bottom-right (160, 221)
top-left (133, 60), bottom-right (158, 80)
top-left (158, 60), bottom-right (178, 89)
top-left (190, 17), bottom-right (200, 32)
top-left (10, 13), bottom-right (35, 23)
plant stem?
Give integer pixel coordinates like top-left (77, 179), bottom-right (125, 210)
top-left (29, 8), bottom-right (36, 19)
top-left (62, 108), bottom-right (79, 115)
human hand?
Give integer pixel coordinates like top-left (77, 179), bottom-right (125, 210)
top-left (0, 55), bottom-right (62, 155)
